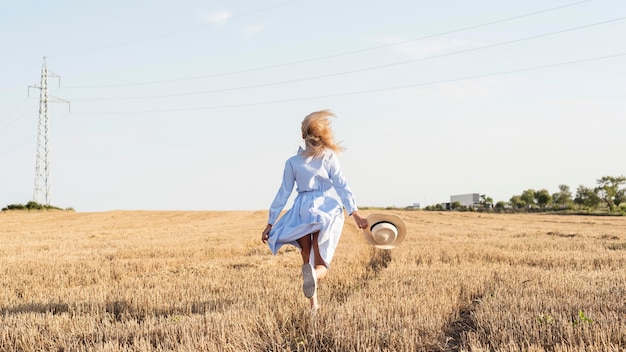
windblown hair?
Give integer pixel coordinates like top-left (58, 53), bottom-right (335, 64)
top-left (300, 109), bottom-right (344, 157)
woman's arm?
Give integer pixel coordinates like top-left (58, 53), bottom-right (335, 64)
top-left (327, 153), bottom-right (358, 215)
top-left (267, 159), bottom-right (295, 225)
top-left (350, 210), bottom-right (368, 229)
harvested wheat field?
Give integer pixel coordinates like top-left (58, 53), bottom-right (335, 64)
top-left (0, 210), bottom-right (625, 351)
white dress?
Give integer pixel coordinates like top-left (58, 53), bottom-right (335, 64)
top-left (267, 147), bottom-right (358, 267)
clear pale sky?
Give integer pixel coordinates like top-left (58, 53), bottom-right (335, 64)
top-left (1, 0), bottom-right (625, 212)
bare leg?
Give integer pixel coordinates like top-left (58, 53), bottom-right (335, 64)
top-left (311, 231), bottom-right (328, 280)
top-left (296, 235), bottom-right (312, 264)
top-left (297, 234), bottom-right (317, 309)
top-left (309, 231), bottom-right (328, 310)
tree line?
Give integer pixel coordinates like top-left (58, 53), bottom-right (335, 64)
top-left (425, 175), bottom-right (626, 215)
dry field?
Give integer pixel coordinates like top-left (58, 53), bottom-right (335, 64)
top-left (0, 209), bottom-right (625, 351)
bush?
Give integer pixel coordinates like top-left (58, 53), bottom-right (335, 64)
top-left (619, 204), bottom-right (626, 215)
top-left (2, 201), bottom-right (65, 212)
top-left (3, 203), bottom-right (26, 211)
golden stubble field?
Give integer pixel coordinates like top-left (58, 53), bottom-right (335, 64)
top-left (0, 209), bottom-right (625, 351)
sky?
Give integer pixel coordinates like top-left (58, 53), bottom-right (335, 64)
top-left (1, 0), bottom-right (625, 212)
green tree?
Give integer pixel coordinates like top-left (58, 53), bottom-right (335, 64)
top-left (595, 175), bottom-right (626, 212)
top-left (495, 201), bottom-right (507, 210)
top-left (535, 189), bottom-right (552, 209)
top-left (521, 189), bottom-right (536, 208)
top-left (552, 184), bottom-right (573, 209)
top-left (509, 195), bottom-right (525, 209)
top-left (480, 194), bottom-right (493, 208)
top-left (574, 185), bottom-right (601, 211)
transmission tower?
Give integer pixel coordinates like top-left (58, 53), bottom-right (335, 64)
top-left (28, 57), bottom-right (70, 206)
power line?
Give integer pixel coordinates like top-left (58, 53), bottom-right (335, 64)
top-left (68, 15), bottom-right (626, 102)
top-left (0, 110), bottom-right (71, 160)
top-left (0, 98), bottom-right (31, 124)
top-left (62, 0), bottom-right (592, 89)
top-left (0, 103), bottom-right (37, 135)
top-left (71, 52), bottom-right (626, 114)
top-left (0, 61), bottom-right (41, 93)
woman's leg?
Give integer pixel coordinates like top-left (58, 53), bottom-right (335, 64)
top-left (297, 233), bottom-right (321, 310)
top-left (311, 231), bottom-right (328, 280)
top-left (308, 231), bottom-right (328, 311)
top-left (296, 234), bottom-right (312, 264)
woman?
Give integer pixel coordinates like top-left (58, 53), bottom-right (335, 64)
top-left (261, 109), bottom-right (368, 311)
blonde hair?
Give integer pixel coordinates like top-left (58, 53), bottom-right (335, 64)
top-left (300, 109), bottom-right (344, 157)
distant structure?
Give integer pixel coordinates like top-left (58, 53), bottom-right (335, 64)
top-left (28, 57), bottom-right (69, 205)
top-left (450, 193), bottom-right (480, 207)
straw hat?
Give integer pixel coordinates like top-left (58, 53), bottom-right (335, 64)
top-left (362, 213), bottom-right (407, 249)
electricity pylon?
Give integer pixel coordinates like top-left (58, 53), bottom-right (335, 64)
top-left (28, 57), bottom-right (70, 206)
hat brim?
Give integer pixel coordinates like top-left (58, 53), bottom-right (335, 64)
top-left (362, 213), bottom-right (407, 249)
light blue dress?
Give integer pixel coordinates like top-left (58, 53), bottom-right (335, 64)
top-left (267, 147), bottom-right (358, 267)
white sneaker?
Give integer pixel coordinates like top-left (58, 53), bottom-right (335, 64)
top-left (302, 263), bottom-right (317, 298)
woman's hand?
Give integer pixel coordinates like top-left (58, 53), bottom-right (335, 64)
top-left (261, 224), bottom-right (272, 244)
top-left (351, 211), bottom-right (368, 230)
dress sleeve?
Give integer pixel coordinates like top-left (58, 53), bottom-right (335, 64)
top-left (268, 159), bottom-right (295, 225)
top-left (327, 153), bottom-right (358, 215)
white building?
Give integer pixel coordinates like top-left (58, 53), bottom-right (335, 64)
top-left (450, 193), bottom-right (480, 207)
